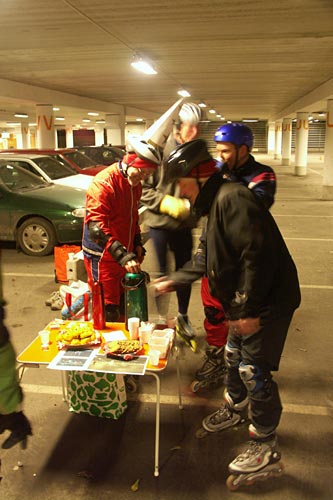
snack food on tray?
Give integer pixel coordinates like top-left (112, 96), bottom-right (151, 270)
top-left (104, 339), bottom-right (141, 355)
top-left (56, 321), bottom-right (101, 349)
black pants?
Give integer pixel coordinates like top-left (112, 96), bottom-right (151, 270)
top-left (226, 312), bottom-right (294, 437)
top-left (149, 227), bottom-right (193, 315)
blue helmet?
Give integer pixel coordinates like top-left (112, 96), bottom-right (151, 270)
top-left (213, 123), bottom-right (254, 149)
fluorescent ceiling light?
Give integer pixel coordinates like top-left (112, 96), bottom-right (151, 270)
top-left (242, 119), bottom-right (258, 122)
top-left (6, 122), bottom-right (20, 126)
top-left (209, 109), bottom-right (216, 114)
top-left (53, 107), bottom-right (60, 111)
top-left (88, 112), bottom-right (99, 116)
top-left (136, 118), bottom-right (144, 122)
top-left (82, 119), bottom-right (91, 123)
top-left (198, 102), bottom-right (207, 108)
top-left (55, 116), bottom-right (65, 121)
top-left (96, 120), bottom-right (106, 124)
top-left (131, 55), bottom-right (157, 75)
top-left (178, 89), bottom-right (191, 97)
top-left (14, 113), bottom-right (28, 118)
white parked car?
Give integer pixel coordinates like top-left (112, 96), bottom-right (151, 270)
top-left (0, 153), bottom-right (92, 190)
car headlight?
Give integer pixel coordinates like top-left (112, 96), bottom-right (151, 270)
top-left (72, 207), bottom-right (86, 218)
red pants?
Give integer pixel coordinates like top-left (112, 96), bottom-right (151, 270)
top-left (201, 276), bottom-right (229, 348)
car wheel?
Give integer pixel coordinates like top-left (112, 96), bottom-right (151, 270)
top-left (17, 217), bottom-right (56, 256)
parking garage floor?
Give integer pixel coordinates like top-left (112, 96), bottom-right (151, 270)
top-left (1, 154), bottom-right (333, 500)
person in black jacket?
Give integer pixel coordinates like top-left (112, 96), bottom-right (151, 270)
top-left (153, 137), bottom-right (301, 488)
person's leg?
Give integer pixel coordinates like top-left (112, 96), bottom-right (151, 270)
top-left (169, 228), bottom-right (193, 315)
top-left (226, 313), bottom-right (294, 484)
top-left (149, 228), bottom-right (170, 320)
top-left (202, 333), bottom-right (248, 431)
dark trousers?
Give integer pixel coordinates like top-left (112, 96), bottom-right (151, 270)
top-left (226, 312), bottom-right (294, 436)
top-left (149, 227), bottom-right (193, 315)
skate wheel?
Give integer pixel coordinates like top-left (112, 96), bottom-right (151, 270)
top-left (195, 427), bottom-right (209, 439)
top-left (190, 380), bottom-right (201, 393)
top-left (226, 474), bottom-right (240, 491)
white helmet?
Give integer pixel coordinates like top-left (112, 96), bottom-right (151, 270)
top-left (179, 103), bottom-right (202, 125)
top-left (126, 135), bottom-right (162, 165)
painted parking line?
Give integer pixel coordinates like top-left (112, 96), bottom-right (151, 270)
top-left (21, 383), bottom-right (331, 417)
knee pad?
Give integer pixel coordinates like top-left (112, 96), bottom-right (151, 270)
top-left (225, 342), bottom-right (241, 368)
top-left (238, 363), bottom-right (269, 396)
top-left (105, 304), bottom-right (120, 322)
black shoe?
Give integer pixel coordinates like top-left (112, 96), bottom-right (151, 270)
top-left (1, 412), bottom-right (32, 450)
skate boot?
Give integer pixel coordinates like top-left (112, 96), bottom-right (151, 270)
top-left (175, 314), bottom-right (197, 352)
top-left (1, 411), bottom-right (32, 450)
top-left (226, 433), bottom-right (283, 491)
top-left (191, 345), bottom-right (226, 392)
top-left (196, 394), bottom-right (248, 438)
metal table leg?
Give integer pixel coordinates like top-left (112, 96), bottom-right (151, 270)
top-left (146, 372), bottom-right (161, 477)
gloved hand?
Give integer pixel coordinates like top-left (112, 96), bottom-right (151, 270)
top-left (160, 195), bottom-right (191, 220)
top-left (135, 245), bottom-right (146, 264)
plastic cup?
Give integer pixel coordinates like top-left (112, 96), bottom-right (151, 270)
top-left (167, 316), bottom-right (177, 329)
top-left (38, 330), bottom-right (50, 349)
top-left (128, 317), bottom-right (140, 340)
top-left (148, 349), bottom-right (160, 366)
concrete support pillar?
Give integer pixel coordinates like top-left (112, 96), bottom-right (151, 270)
top-left (294, 112), bottom-right (309, 176)
top-left (274, 122), bottom-right (282, 160)
top-left (267, 121), bottom-right (275, 155)
top-left (281, 118), bottom-right (292, 165)
top-left (105, 112), bottom-right (125, 146)
top-left (36, 104), bottom-right (56, 148)
top-left (20, 124), bottom-right (30, 148)
top-left (323, 99), bottom-right (333, 199)
top-left (95, 128), bottom-right (104, 146)
top-left (66, 127), bottom-right (74, 148)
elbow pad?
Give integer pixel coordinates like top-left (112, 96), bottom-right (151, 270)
top-left (108, 240), bottom-right (136, 266)
top-left (88, 221), bottom-right (110, 248)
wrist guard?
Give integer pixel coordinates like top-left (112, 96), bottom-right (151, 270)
top-left (108, 240), bottom-right (136, 266)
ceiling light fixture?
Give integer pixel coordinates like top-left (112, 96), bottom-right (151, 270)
top-left (131, 54), bottom-right (157, 75)
top-left (177, 89), bottom-right (191, 97)
top-left (198, 102), bottom-right (207, 108)
top-left (88, 112), bottom-right (99, 116)
top-left (55, 116), bottom-right (65, 121)
top-left (82, 119), bottom-right (91, 123)
top-left (14, 113), bottom-right (29, 118)
top-left (96, 120), bottom-right (106, 124)
top-left (242, 118), bottom-right (258, 123)
top-left (53, 107), bottom-right (60, 111)
top-left (209, 109), bottom-right (216, 114)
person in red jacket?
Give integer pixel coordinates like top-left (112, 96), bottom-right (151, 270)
top-left (82, 136), bottom-right (161, 322)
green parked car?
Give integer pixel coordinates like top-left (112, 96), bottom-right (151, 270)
top-left (0, 160), bottom-right (86, 257)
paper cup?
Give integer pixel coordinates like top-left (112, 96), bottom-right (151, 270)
top-left (128, 317), bottom-right (140, 340)
top-left (38, 330), bottom-right (50, 349)
top-left (148, 349), bottom-right (160, 366)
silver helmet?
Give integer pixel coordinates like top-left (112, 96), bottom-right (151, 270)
top-left (178, 102), bottom-right (203, 125)
top-left (126, 135), bottom-right (162, 165)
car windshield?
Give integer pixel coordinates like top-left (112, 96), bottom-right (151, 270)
top-left (0, 162), bottom-right (49, 192)
top-left (33, 156), bottom-right (77, 179)
top-left (63, 151), bottom-right (97, 169)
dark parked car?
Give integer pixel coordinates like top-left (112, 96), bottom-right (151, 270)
top-left (76, 145), bottom-right (125, 166)
top-left (0, 160), bottom-right (86, 256)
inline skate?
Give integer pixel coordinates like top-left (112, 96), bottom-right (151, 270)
top-left (226, 435), bottom-right (283, 491)
top-left (175, 314), bottom-right (197, 352)
top-left (196, 394), bottom-right (248, 438)
top-left (190, 345), bottom-right (226, 392)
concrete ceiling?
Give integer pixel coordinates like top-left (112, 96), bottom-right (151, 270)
top-left (0, 0), bottom-right (333, 132)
